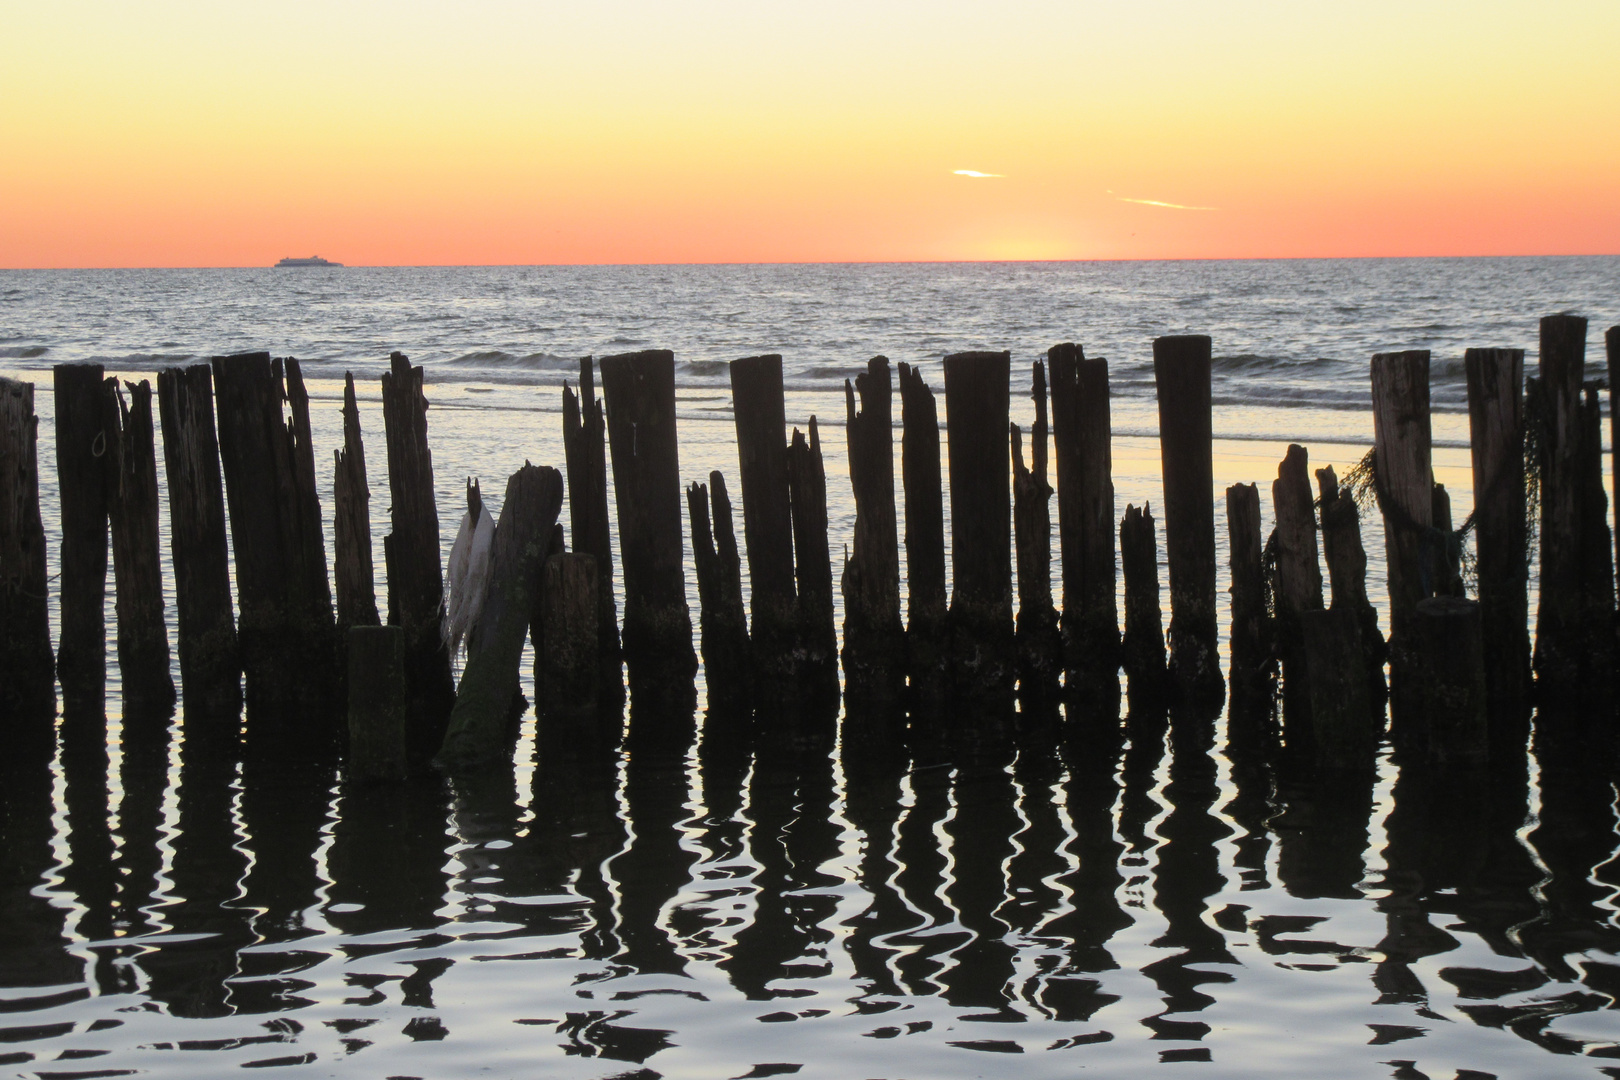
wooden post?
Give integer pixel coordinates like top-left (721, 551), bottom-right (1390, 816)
top-left (1611, 327), bottom-right (1620, 574)
top-left (1272, 444), bottom-right (1322, 721)
top-left (600, 349), bottom-right (697, 704)
top-left (562, 358), bottom-right (622, 702)
top-left (156, 364), bottom-right (239, 720)
top-left (898, 362), bottom-right (947, 697)
top-left (0, 377), bottom-right (55, 736)
top-left (1464, 347), bottom-right (1529, 727)
top-left (1012, 362), bottom-right (1060, 693)
top-left (1295, 607), bottom-right (1375, 768)
top-left (788, 418), bottom-right (839, 704)
top-left (729, 354), bottom-right (798, 686)
top-left (438, 465), bottom-right (564, 770)
top-left (53, 362), bottom-right (109, 734)
top-left (944, 350), bottom-right (1015, 697)
top-left (1048, 343), bottom-right (1119, 699)
top-left (1410, 596), bottom-right (1488, 766)
top-left (1119, 503), bottom-right (1167, 699)
top-left (380, 351), bottom-right (457, 762)
top-left (1431, 483), bottom-right (1465, 597)
top-left (1534, 315), bottom-right (1614, 700)
top-left (1152, 335), bottom-right (1224, 707)
top-left (1580, 382), bottom-right (1616, 690)
top-left (841, 356), bottom-right (905, 703)
top-left (1225, 482), bottom-right (1272, 705)
top-left (1370, 350), bottom-right (1433, 673)
top-left (281, 359), bottom-right (336, 655)
top-left (106, 379), bottom-right (176, 718)
top-left (688, 474), bottom-right (751, 710)
top-left (538, 552), bottom-right (599, 720)
top-left (1316, 465), bottom-right (1387, 703)
top-left (334, 372), bottom-right (379, 632)
top-left (348, 625), bottom-right (406, 783)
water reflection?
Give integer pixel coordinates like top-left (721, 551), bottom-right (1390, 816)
top-left (8, 694), bottom-right (1620, 1076)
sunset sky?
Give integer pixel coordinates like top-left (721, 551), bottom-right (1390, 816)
top-left (4, 0), bottom-right (1617, 267)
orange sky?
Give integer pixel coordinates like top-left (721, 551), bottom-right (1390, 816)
top-left (3, 0), bottom-right (1617, 267)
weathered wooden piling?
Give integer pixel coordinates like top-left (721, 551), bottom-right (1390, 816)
top-left (348, 624), bottom-right (406, 782)
top-left (106, 379), bottom-right (175, 717)
top-left (1152, 336), bottom-right (1224, 706)
top-left (1294, 606), bottom-right (1375, 767)
top-left (943, 350), bottom-right (1015, 696)
top-left (1272, 444), bottom-right (1322, 718)
top-left (729, 355), bottom-right (799, 686)
top-left (54, 364), bottom-right (110, 739)
top-left (1463, 347), bottom-right (1529, 725)
top-left (538, 553), bottom-right (599, 720)
top-left (1534, 315), bottom-right (1615, 700)
top-left (1119, 503), bottom-right (1167, 698)
top-left (841, 357), bottom-right (905, 703)
top-left (1048, 343), bottom-right (1119, 700)
top-left (688, 474), bottom-right (751, 709)
top-left (562, 358), bottom-right (622, 702)
top-left (212, 352), bottom-right (337, 734)
top-left (897, 362), bottom-right (947, 696)
top-left (599, 350), bottom-right (697, 703)
top-left (788, 418), bottom-right (839, 704)
top-left (379, 351), bottom-right (457, 758)
top-left (1430, 483), bottom-right (1465, 597)
top-left (0, 377), bottom-right (55, 733)
top-left (1315, 465), bottom-right (1387, 703)
top-left (1410, 596), bottom-right (1488, 766)
top-left (1611, 327), bottom-right (1620, 565)
top-left (1370, 350), bottom-right (1434, 673)
top-left (438, 464), bottom-right (564, 770)
top-left (1011, 361), bottom-right (1060, 692)
top-left (156, 364), bottom-right (239, 719)
top-left (1224, 482), bottom-right (1271, 705)
top-left (334, 373), bottom-right (379, 632)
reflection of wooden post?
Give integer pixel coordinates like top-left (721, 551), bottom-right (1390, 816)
top-left (689, 474), bottom-right (751, 710)
top-left (600, 349), bottom-right (697, 705)
top-left (1225, 483), bottom-right (1270, 705)
top-left (841, 357), bottom-right (905, 703)
top-left (53, 362), bottom-right (109, 736)
top-left (944, 350), bottom-right (1015, 697)
top-left (788, 419), bottom-right (839, 704)
top-left (730, 355), bottom-right (798, 686)
top-left (0, 377), bottom-right (56, 738)
top-left (348, 625), bottom-right (406, 783)
top-left (1119, 503), bottom-right (1166, 699)
top-left (1048, 343), bottom-right (1119, 699)
top-left (539, 553), bottom-right (599, 720)
top-left (562, 359), bottom-right (622, 703)
top-left (334, 373), bottom-right (379, 633)
top-left (157, 364), bottom-right (239, 719)
top-left (1152, 336), bottom-right (1224, 706)
top-left (1012, 361), bottom-right (1059, 692)
top-left (106, 379), bottom-right (176, 718)
top-left (898, 362), bottom-right (947, 698)
top-left (380, 351), bottom-right (457, 763)
top-left (438, 465), bottom-right (563, 770)
top-left (1464, 347), bottom-right (1529, 727)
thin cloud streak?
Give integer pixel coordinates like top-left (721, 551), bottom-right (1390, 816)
top-left (1115, 195), bottom-right (1216, 210)
top-left (953, 170), bottom-right (1004, 178)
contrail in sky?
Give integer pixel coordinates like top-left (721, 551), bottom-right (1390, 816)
top-left (953, 170), bottom-right (1004, 178)
top-left (1112, 193), bottom-right (1216, 210)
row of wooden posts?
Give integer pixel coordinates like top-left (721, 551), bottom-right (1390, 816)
top-left (0, 317), bottom-right (1616, 777)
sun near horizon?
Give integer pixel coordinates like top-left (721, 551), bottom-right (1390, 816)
top-left (3, 0), bottom-right (1617, 269)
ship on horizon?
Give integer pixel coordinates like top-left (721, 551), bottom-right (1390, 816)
top-left (275, 255), bottom-right (342, 267)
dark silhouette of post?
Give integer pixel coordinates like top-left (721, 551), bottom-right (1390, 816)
top-left (106, 379), bottom-right (175, 718)
top-left (1152, 335), bottom-right (1224, 707)
top-left (600, 349), bottom-right (697, 709)
top-left (538, 553), bottom-right (599, 720)
top-left (1225, 483), bottom-right (1271, 706)
top-left (1272, 443), bottom-right (1322, 721)
top-left (841, 357), bottom-right (905, 704)
top-left (898, 362), bottom-right (947, 698)
top-left (1464, 348), bottom-right (1529, 728)
top-left (0, 377), bottom-right (55, 739)
top-left (157, 364), bottom-right (239, 720)
top-left (1011, 361), bottom-right (1059, 694)
top-left (688, 473), bottom-right (751, 711)
top-left (1370, 349), bottom-right (1433, 677)
top-left (1316, 465), bottom-right (1387, 706)
top-left (788, 418), bottom-right (839, 704)
top-left (729, 355), bottom-right (798, 686)
top-left (562, 358), bottom-right (622, 703)
top-left (54, 362), bottom-right (109, 739)
top-left (1119, 503), bottom-right (1167, 700)
top-left (1048, 343), bottom-right (1119, 701)
top-left (334, 372), bottom-right (379, 633)
top-left (348, 625), bottom-right (406, 783)
top-left (380, 351), bottom-right (457, 764)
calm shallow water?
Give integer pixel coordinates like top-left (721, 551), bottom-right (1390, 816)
top-left (2, 259), bottom-right (1619, 1078)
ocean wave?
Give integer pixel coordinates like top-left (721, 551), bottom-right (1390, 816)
top-left (680, 360), bottom-right (729, 377)
top-left (442, 349), bottom-right (576, 371)
top-left (803, 364), bottom-right (859, 380)
top-left (0, 345), bottom-right (49, 359)
top-left (86, 352), bottom-right (199, 369)
top-left (1210, 353), bottom-right (1341, 375)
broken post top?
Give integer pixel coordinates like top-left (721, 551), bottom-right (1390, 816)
top-left (1540, 314), bottom-right (1588, 386)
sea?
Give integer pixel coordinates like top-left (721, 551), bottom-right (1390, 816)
top-left (0, 256), bottom-right (1618, 1078)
